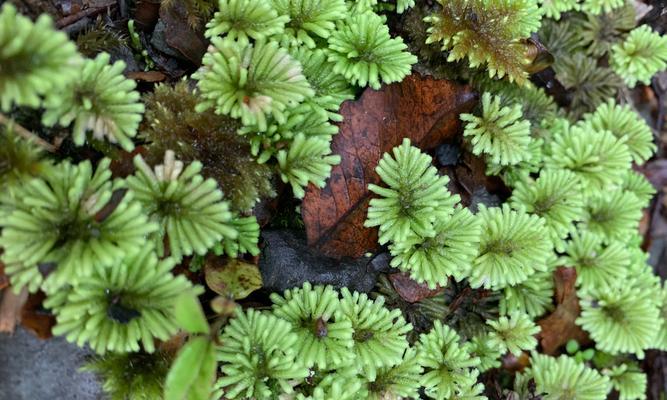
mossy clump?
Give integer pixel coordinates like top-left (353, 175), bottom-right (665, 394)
top-left (141, 81), bottom-right (275, 212)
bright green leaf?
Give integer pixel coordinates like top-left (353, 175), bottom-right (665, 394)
top-left (174, 291), bottom-right (210, 335)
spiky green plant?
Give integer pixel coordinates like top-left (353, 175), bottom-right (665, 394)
top-left (217, 308), bottom-right (310, 399)
top-left (327, 12), bottom-right (417, 89)
top-left (468, 333), bottom-right (503, 372)
top-left (621, 170), bottom-right (656, 207)
top-left (361, 348), bottom-right (423, 400)
top-left (125, 151), bottom-right (237, 261)
top-left (204, 0), bottom-right (289, 40)
top-left (554, 52), bottom-right (623, 117)
top-left (656, 284), bottom-right (667, 351)
top-left (0, 3), bottom-right (81, 111)
top-left (271, 0), bottom-right (347, 48)
top-left (581, 0), bottom-right (625, 15)
top-left (510, 169), bottom-right (584, 250)
top-left (486, 311), bottom-right (540, 356)
top-left (270, 283), bottom-right (354, 369)
top-left (83, 350), bottom-right (174, 400)
top-left (501, 271), bottom-right (554, 318)
top-left (338, 288), bottom-right (412, 380)
top-left (389, 206), bottom-right (481, 288)
top-left (471, 204), bottom-right (553, 290)
top-left (42, 52), bottom-right (144, 152)
top-left (276, 133), bottom-right (340, 198)
top-left (0, 158), bottom-right (156, 292)
top-left (578, 4), bottom-right (635, 57)
top-left (461, 92), bottom-right (532, 166)
top-left (0, 124), bottom-right (48, 188)
top-left (527, 353), bottom-right (611, 400)
top-left (578, 100), bottom-right (656, 164)
top-left (579, 190), bottom-right (644, 243)
top-left (562, 232), bottom-right (629, 294)
top-left (538, 0), bottom-right (579, 20)
top-left (544, 125), bottom-right (631, 194)
top-left (611, 25), bottom-right (667, 87)
top-left (417, 321), bottom-right (483, 400)
top-left (425, 0), bottom-right (542, 83)
top-left (48, 246), bottom-right (194, 354)
top-left (604, 363), bottom-right (647, 400)
top-left (194, 37), bottom-right (313, 131)
top-left (365, 138), bottom-right (459, 245)
top-left (290, 47), bottom-right (354, 118)
top-left (577, 283), bottom-right (661, 358)
top-left (218, 215), bottom-right (261, 257)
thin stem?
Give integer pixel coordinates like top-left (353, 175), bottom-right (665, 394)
top-left (0, 112), bottom-right (57, 152)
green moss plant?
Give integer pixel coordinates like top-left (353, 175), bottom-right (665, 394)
top-left (126, 151), bottom-right (237, 261)
top-left (611, 25), bottom-right (667, 87)
top-left (327, 12), bottom-right (417, 89)
top-left (0, 3), bottom-right (81, 111)
top-left (365, 138), bottom-right (459, 245)
top-left (204, 0), bottom-right (289, 41)
top-left (48, 245), bottom-right (194, 354)
top-left (42, 52), bottom-right (144, 152)
top-left (471, 204), bottom-right (553, 290)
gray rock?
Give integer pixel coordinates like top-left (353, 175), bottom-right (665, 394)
top-left (435, 143), bottom-right (461, 167)
top-left (259, 230), bottom-right (388, 293)
top-left (0, 327), bottom-right (103, 400)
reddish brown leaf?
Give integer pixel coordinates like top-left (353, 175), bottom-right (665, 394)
top-left (302, 74), bottom-right (477, 259)
top-left (389, 272), bottom-right (444, 303)
top-left (0, 287), bottom-right (28, 334)
top-left (127, 70), bottom-right (167, 82)
top-left (160, 4), bottom-right (207, 65)
top-left (20, 291), bottom-right (55, 339)
top-left (0, 264), bottom-right (8, 291)
top-left (537, 267), bottom-right (590, 354)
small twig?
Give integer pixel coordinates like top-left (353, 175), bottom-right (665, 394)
top-left (55, 1), bottom-right (117, 29)
top-left (0, 113), bottom-right (57, 153)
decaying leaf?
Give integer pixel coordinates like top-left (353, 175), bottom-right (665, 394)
top-left (389, 272), bottom-right (444, 303)
top-left (537, 267), bottom-right (589, 354)
top-left (20, 291), bottom-right (55, 339)
top-left (302, 73), bottom-right (477, 259)
top-left (204, 258), bottom-right (262, 300)
top-left (0, 287), bottom-right (28, 334)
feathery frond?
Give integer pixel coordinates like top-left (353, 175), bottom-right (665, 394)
top-left (611, 25), bottom-right (667, 87)
top-left (0, 3), bottom-right (81, 111)
top-left (579, 190), bottom-right (644, 243)
top-left (501, 271), bottom-right (554, 318)
top-left (486, 311), bottom-right (540, 356)
top-left (49, 246), bottom-right (194, 354)
top-left (204, 0), bottom-right (289, 41)
top-left (327, 12), bottom-right (417, 89)
top-left (528, 353), bottom-right (611, 400)
top-left (365, 138), bottom-right (459, 245)
top-left (272, 0), bottom-right (347, 48)
top-left (42, 52), bottom-right (144, 151)
top-left (276, 134), bottom-right (340, 198)
top-left (126, 151), bottom-right (237, 261)
top-left (194, 37), bottom-right (313, 131)
top-left (461, 92), bottom-right (532, 166)
top-left (604, 363), bottom-right (647, 400)
top-left (471, 204), bottom-right (553, 290)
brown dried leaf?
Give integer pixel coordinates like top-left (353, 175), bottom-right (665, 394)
top-left (20, 291), bottom-right (55, 339)
top-left (0, 287), bottom-right (28, 334)
top-left (302, 74), bottom-right (477, 259)
top-left (537, 267), bottom-right (589, 354)
top-left (127, 70), bottom-right (167, 82)
top-left (388, 272), bottom-right (444, 303)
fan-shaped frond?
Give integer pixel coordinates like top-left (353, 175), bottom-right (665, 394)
top-left (49, 246), bottom-right (194, 354)
top-left (578, 4), bottom-right (635, 57)
top-left (327, 12), bottom-right (417, 89)
top-left (361, 348), bottom-right (423, 400)
top-left (204, 0), bottom-right (289, 41)
top-left (604, 363), bottom-right (647, 400)
top-left (528, 353), bottom-right (611, 400)
top-left (486, 311), bottom-right (540, 356)
top-left (194, 37), bottom-right (313, 131)
top-left (0, 3), bottom-right (81, 111)
top-left (461, 92), bottom-right (532, 166)
top-left (611, 25), bottom-right (667, 87)
top-left (501, 271), bottom-right (554, 318)
top-left (471, 204), bottom-right (553, 290)
top-left (126, 151), bottom-right (237, 261)
top-left (579, 190), bottom-right (644, 243)
top-left (365, 138), bottom-right (459, 245)
top-left (621, 170), bottom-right (655, 207)
top-left (42, 52), bottom-right (144, 151)
top-left (272, 0), bottom-right (347, 48)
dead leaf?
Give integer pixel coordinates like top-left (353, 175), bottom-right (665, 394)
top-left (159, 3), bottom-right (207, 65)
top-left (537, 267), bottom-right (589, 354)
top-left (301, 73), bottom-right (477, 259)
top-left (127, 70), bottom-right (167, 82)
top-left (388, 272), bottom-right (444, 303)
top-left (0, 264), bottom-right (8, 291)
top-left (20, 291), bottom-right (55, 339)
top-left (0, 287), bottom-right (28, 334)
top-left (204, 258), bottom-right (262, 299)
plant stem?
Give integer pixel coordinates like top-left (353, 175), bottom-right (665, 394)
top-left (0, 112), bottom-right (57, 152)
